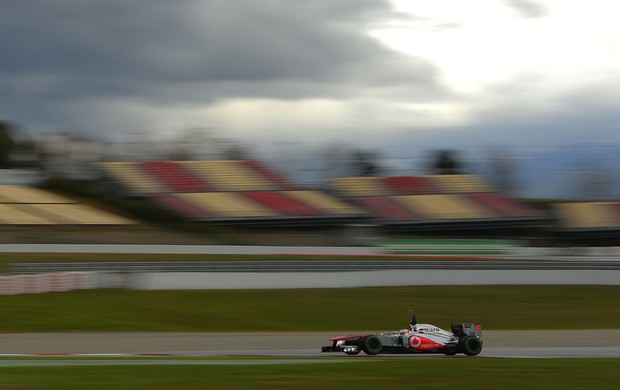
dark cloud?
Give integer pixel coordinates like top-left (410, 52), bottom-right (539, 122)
top-left (505, 0), bottom-right (549, 18)
top-left (1, 0), bottom-right (445, 134)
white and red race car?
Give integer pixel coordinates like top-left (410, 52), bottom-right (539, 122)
top-left (321, 314), bottom-right (483, 356)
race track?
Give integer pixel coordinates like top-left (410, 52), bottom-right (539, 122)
top-left (1, 330), bottom-right (619, 358)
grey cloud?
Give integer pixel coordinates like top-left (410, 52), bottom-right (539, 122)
top-left (505, 0), bottom-right (549, 18)
top-left (1, 1), bottom-right (439, 94)
top-left (1, 0), bottom-right (448, 134)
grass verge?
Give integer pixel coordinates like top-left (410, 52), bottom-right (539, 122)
top-left (0, 358), bottom-right (618, 389)
top-left (1, 286), bottom-right (619, 332)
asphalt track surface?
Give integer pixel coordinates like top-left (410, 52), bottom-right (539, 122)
top-left (1, 330), bottom-right (619, 359)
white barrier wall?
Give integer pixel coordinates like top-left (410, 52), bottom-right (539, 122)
top-left (130, 269), bottom-right (620, 290)
top-left (4, 269), bottom-right (620, 293)
top-left (0, 272), bottom-right (125, 295)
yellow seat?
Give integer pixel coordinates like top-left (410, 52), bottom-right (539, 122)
top-left (284, 191), bottom-right (364, 215)
top-left (395, 194), bottom-right (493, 220)
top-left (100, 162), bottom-right (166, 194)
top-left (180, 161), bottom-right (274, 191)
top-left (427, 175), bottom-right (494, 193)
top-left (176, 192), bottom-right (278, 218)
top-left (0, 185), bottom-right (75, 203)
top-left (0, 204), bottom-right (56, 225)
top-left (553, 202), bottom-right (620, 229)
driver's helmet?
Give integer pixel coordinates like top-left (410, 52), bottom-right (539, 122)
top-left (400, 329), bottom-right (411, 334)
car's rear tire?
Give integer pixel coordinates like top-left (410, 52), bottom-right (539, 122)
top-left (361, 335), bottom-right (382, 355)
top-left (460, 336), bottom-right (482, 356)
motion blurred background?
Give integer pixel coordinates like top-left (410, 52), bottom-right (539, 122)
top-left (1, 119), bottom-right (619, 249)
top-left (2, 0), bottom-right (620, 248)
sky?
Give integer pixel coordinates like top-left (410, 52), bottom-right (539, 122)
top-left (2, 0), bottom-right (620, 156)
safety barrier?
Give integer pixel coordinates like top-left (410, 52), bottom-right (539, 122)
top-left (131, 269), bottom-right (620, 289)
top-left (10, 258), bottom-right (620, 275)
top-left (379, 239), bottom-right (518, 255)
top-left (0, 272), bottom-right (125, 295)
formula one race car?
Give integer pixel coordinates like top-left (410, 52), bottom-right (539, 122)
top-left (321, 314), bottom-right (483, 356)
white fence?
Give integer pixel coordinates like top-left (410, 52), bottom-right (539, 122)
top-left (130, 269), bottom-right (620, 290)
top-left (4, 268), bottom-right (620, 295)
top-left (0, 272), bottom-right (125, 295)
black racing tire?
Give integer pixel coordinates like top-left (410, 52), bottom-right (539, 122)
top-left (361, 335), bottom-right (383, 355)
top-left (460, 336), bottom-right (483, 356)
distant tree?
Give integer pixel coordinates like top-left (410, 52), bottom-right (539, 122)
top-left (0, 120), bottom-right (16, 168)
top-left (431, 150), bottom-right (461, 174)
top-left (10, 138), bottom-right (42, 169)
top-left (222, 141), bottom-right (252, 160)
top-left (349, 149), bottom-right (381, 176)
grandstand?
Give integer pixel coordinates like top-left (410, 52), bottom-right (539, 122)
top-left (537, 201), bottom-right (620, 245)
top-left (329, 174), bottom-right (544, 232)
top-left (552, 202), bottom-right (620, 230)
top-left (100, 160), bottom-right (367, 226)
top-left (100, 162), bottom-right (550, 230)
top-left (0, 185), bottom-right (134, 225)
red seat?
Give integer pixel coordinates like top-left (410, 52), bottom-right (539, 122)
top-left (383, 176), bottom-right (435, 194)
top-left (242, 161), bottom-right (296, 190)
top-left (142, 161), bottom-right (208, 192)
top-left (244, 192), bottom-right (320, 216)
top-left (468, 193), bottom-right (534, 218)
top-left (356, 197), bottom-right (417, 221)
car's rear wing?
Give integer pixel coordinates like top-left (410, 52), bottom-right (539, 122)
top-left (451, 323), bottom-right (483, 340)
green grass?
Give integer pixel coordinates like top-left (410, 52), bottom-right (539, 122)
top-left (0, 358), bottom-right (618, 389)
top-left (1, 286), bottom-right (619, 332)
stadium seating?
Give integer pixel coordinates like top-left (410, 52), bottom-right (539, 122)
top-left (242, 160), bottom-right (296, 190)
top-left (142, 161), bottom-right (208, 192)
top-left (0, 185), bottom-right (134, 225)
top-left (329, 174), bottom-right (541, 228)
top-left (175, 192), bottom-right (278, 218)
top-left (0, 185), bottom-right (75, 203)
top-left (100, 160), bottom-right (366, 224)
top-left (244, 192), bottom-right (320, 216)
top-left (0, 204), bottom-right (56, 225)
top-left (100, 162), bottom-right (167, 194)
top-left (552, 202), bottom-right (620, 229)
top-left (383, 176), bottom-right (435, 194)
top-left (394, 194), bottom-right (493, 220)
top-left (283, 191), bottom-right (363, 215)
top-left (468, 193), bottom-right (534, 218)
top-left (428, 174), bottom-right (495, 193)
top-left (354, 197), bottom-right (417, 222)
top-left (180, 161), bottom-right (275, 191)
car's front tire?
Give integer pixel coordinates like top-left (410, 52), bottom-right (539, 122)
top-left (361, 335), bottom-right (382, 355)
